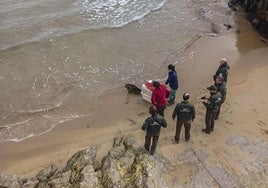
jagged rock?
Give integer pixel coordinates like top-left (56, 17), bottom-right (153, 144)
top-left (63, 147), bottom-right (97, 172)
top-left (36, 164), bottom-right (58, 182)
top-left (3, 136), bottom-right (267, 187)
top-left (80, 165), bottom-right (102, 188)
top-left (122, 136), bottom-right (135, 150)
top-left (113, 136), bottom-right (123, 148)
top-left (63, 147), bottom-right (97, 184)
top-left (50, 171), bottom-right (71, 188)
top-left (22, 177), bottom-right (38, 188)
top-left (35, 181), bottom-right (55, 188)
top-left (0, 174), bottom-right (21, 188)
top-left (100, 136), bottom-right (169, 188)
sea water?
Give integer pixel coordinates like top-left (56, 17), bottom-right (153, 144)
top-left (0, 0), bottom-right (234, 142)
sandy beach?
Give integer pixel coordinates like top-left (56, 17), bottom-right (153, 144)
top-left (0, 16), bottom-right (268, 184)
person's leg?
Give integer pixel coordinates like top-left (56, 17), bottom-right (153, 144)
top-left (215, 103), bottom-right (222, 120)
top-left (211, 112), bottom-right (216, 132)
top-left (175, 121), bottom-right (183, 143)
top-left (150, 135), bottom-right (160, 155)
top-left (144, 134), bottom-right (151, 152)
top-left (184, 121), bottom-right (191, 141)
top-left (203, 110), bottom-right (212, 134)
top-left (168, 89), bottom-right (177, 105)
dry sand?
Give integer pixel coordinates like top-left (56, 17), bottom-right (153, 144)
top-left (0, 19), bottom-right (268, 182)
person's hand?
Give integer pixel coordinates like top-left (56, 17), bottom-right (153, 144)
top-left (201, 96), bottom-right (208, 100)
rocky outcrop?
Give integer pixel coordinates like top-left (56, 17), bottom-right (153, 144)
top-left (1, 135), bottom-right (268, 188)
top-left (0, 136), bottom-right (169, 188)
top-left (229, 0), bottom-right (268, 38)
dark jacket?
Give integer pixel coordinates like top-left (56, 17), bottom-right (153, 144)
top-left (151, 85), bottom-right (170, 108)
top-left (215, 81), bottom-right (227, 103)
top-left (141, 114), bottom-right (167, 136)
top-left (203, 92), bottom-right (222, 112)
top-left (214, 62), bottom-right (230, 82)
top-left (172, 101), bottom-right (195, 122)
top-left (165, 71), bottom-right (179, 90)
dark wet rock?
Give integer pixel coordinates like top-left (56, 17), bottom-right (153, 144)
top-left (229, 0), bottom-right (268, 39)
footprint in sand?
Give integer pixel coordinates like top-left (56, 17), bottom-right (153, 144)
top-left (127, 118), bottom-right (137, 126)
top-left (252, 109), bottom-right (258, 114)
top-left (199, 140), bottom-right (208, 147)
top-left (228, 110), bottom-right (233, 114)
top-left (260, 129), bottom-right (268, 135)
top-left (257, 120), bottom-right (267, 127)
top-left (225, 120), bottom-right (234, 125)
top-left (137, 112), bottom-right (145, 116)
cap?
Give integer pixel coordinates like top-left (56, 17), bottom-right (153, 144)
top-left (183, 92), bottom-right (190, 100)
top-left (207, 85), bottom-right (217, 91)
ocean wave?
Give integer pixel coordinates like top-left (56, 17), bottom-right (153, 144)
top-left (79, 0), bottom-right (166, 29)
top-left (0, 0), bottom-right (166, 51)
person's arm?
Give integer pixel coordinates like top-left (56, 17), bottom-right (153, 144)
top-left (151, 92), bottom-right (156, 105)
top-left (202, 98), bottom-right (213, 108)
top-left (161, 117), bottom-right (167, 128)
top-left (165, 75), bottom-right (170, 85)
top-left (141, 118), bottom-right (149, 131)
top-left (172, 104), bottom-right (179, 120)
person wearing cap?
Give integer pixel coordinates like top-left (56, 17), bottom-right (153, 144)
top-left (201, 85), bottom-right (222, 134)
top-left (141, 106), bottom-right (167, 155)
top-left (213, 58), bottom-right (230, 83)
top-left (172, 92), bottom-right (195, 143)
top-left (151, 81), bottom-right (170, 117)
top-left (214, 75), bottom-right (227, 119)
top-left (165, 64), bottom-right (179, 106)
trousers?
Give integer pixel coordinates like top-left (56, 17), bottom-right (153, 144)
top-left (175, 120), bottom-right (191, 142)
top-left (205, 109), bottom-right (216, 133)
top-left (144, 134), bottom-right (160, 155)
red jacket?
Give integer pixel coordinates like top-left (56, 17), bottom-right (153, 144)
top-left (151, 85), bottom-right (170, 108)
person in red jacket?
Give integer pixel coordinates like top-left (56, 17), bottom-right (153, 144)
top-left (151, 81), bottom-right (170, 117)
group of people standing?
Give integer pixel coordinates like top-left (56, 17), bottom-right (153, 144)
top-left (141, 58), bottom-right (230, 155)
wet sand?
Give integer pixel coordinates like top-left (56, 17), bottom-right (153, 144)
top-left (0, 20), bottom-right (268, 180)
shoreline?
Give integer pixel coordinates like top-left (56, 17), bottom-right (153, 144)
top-left (1, 20), bottom-right (268, 179)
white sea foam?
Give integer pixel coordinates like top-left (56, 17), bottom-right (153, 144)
top-left (79, 0), bottom-right (166, 28)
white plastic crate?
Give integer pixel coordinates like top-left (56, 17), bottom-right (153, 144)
top-left (141, 80), bottom-right (153, 103)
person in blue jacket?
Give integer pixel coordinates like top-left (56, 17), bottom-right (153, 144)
top-left (165, 64), bottom-right (179, 106)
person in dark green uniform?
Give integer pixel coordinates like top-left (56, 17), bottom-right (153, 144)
top-left (213, 58), bottom-right (230, 83)
top-left (141, 106), bottom-right (167, 155)
top-left (201, 85), bottom-right (222, 134)
top-left (214, 75), bottom-right (227, 119)
top-left (172, 92), bottom-right (195, 143)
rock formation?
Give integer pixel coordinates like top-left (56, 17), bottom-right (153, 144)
top-left (1, 135), bottom-right (268, 187)
top-left (229, 0), bottom-right (268, 38)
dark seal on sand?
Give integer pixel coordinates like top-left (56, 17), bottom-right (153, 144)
top-left (125, 84), bottom-right (141, 95)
